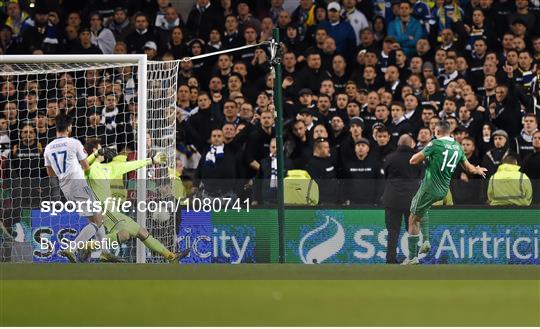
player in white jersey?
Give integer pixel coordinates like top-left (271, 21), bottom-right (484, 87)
top-left (44, 114), bottom-right (107, 262)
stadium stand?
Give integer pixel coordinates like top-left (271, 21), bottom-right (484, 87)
top-left (0, 0), bottom-right (539, 223)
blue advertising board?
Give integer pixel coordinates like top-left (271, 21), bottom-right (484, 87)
top-left (178, 209), bottom-right (279, 264)
top-left (284, 209), bottom-right (540, 264)
top-left (31, 209), bottom-right (87, 263)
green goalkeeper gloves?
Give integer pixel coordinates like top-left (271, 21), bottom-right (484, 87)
top-left (152, 152), bottom-right (167, 165)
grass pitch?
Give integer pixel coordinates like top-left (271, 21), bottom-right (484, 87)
top-left (1, 264), bottom-right (539, 326)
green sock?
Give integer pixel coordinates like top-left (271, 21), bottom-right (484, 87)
top-left (408, 234), bottom-right (420, 259)
top-left (420, 214), bottom-right (430, 243)
top-left (106, 232), bottom-right (119, 243)
top-left (142, 235), bottom-right (170, 257)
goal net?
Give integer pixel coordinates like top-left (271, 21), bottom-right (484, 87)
top-left (0, 55), bottom-right (179, 263)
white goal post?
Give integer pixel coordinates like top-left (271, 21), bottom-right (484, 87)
top-left (0, 54), bottom-right (178, 263)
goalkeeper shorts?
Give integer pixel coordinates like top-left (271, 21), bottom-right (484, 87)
top-left (104, 211), bottom-right (140, 237)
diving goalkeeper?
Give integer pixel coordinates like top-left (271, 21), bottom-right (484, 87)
top-left (73, 138), bottom-right (188, 263)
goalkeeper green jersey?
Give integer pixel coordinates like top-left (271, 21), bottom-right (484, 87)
top-left (420, 136), bottom-right (467, 197)
top-left (86, 157), bottom-right (151, 202)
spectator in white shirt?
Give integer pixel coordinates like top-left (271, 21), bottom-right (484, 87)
top-left (90, 12), bottom-right (116, 54)
top-left (342, 0), bottom-right (369, 46)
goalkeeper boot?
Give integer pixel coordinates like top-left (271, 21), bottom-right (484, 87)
top-left (418, 240), bottom-right (431, 256)
top-left (100, 251), bottom-right (125, 263)
top-left (166, 248), bottom-right (191, 263)
top-left (401, 257), bottom-right (419, 265)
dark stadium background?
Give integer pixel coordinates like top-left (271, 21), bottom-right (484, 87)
top-left (0, 0), bottom-right (539, 326)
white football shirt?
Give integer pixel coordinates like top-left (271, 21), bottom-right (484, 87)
top-left (44, 137), bottom-right (87, 186)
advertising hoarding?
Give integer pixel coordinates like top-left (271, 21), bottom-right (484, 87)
top-left (178, 209), bottom-right (279, 264)
top-left (31, 209), bottom-right (87, 263)
top-left (29, 207), bottom-right (539, 264)
top-left (284, 209), bottom-right (540, 264)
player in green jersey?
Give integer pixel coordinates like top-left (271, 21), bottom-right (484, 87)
top-left (72, 138), bottom-right (189, 263)
top-left (403, 121), bottom-right (487, 265)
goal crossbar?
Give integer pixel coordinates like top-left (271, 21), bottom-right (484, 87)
top-left (0, 54), bottom-right (147, 64)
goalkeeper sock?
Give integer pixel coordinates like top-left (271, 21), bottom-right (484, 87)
top-left (142, 235), bottom-right (170, 257)
top-left (408, 234), bottom-right (420, 259)
top-left (106, 232), bottom-right (119, 244)
top-left (420, 215), bottom-right (430, 243)
top-left (73, 223), bottom-right (98, 252)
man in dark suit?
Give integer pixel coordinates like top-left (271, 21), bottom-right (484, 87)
top-left (381, 134), bottom-right (422, 264)
top-left (186, 0), bottom-right (224, 41)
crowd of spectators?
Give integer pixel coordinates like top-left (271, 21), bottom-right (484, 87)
top-left (0, 0), bottom-right (539, 210)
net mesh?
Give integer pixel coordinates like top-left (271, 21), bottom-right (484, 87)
top-left (0, 59), bottom-right (179, 263)
top-left (144, 60), bottom-right (179, 262)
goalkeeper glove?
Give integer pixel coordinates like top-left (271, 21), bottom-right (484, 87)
top-left (95, 147), bottom-right (118, 162)
top-left (152, 152), bottom-right (167, 165)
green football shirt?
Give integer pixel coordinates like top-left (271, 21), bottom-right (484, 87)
top-left (86, 158), bottom-right (151, 202)
top-left (420, 136), bottom-right (467, 197)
